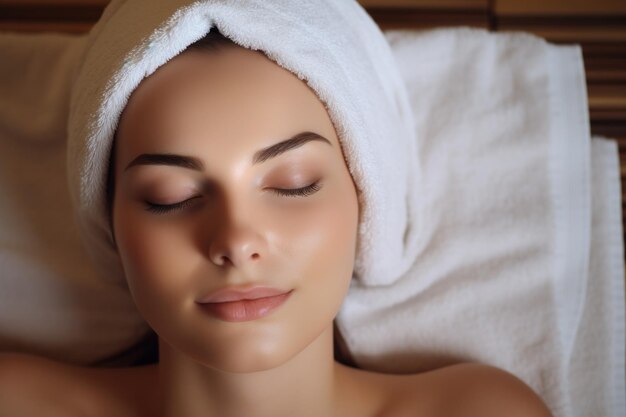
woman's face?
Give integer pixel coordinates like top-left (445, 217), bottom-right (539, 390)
top-left (112, 45), bottom-right (359, 373)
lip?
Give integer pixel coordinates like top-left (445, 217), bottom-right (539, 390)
top-left (196, 286), bottom-right (293, 322)
top-left (197, 286), bottom-right (292, 303)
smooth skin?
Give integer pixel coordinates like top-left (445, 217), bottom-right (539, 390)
top-left (0, 45), bottom-right (553, 417)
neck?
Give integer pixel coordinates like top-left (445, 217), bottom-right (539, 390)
top-left (158, 326), bottom-right (341, 417)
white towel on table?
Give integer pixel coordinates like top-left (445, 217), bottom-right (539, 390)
top-left (571, 136), bottom-right (625, 417)
top-left (335, 28), bottom-right (625, 417)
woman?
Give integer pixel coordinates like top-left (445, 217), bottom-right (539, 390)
top-left (0, 1), bottom-right (553, 416)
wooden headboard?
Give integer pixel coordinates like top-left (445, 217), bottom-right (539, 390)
top-left (1, 0), bottom-right (625, 244)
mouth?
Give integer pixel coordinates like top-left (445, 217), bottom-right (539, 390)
top-left (196, 286), bottom-right (293, 322)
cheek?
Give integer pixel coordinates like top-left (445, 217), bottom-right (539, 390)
top-left (112, 201), bottom-right (196, 316)
top-left (275, 177), bottom-right (359, 312)
top-left (275, 185), bottom-right (357, 265)
top-left (309, 195), bottom-right (357, 280)
top-left (314, 176), bottom-right (359, 279)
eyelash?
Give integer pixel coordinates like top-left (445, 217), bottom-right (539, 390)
top-left (271, 181), bottom-right (321, 197)
top-left (144, 198), bottom-right (198, 215)
top-left (144, 181), bottom-right (322, 214)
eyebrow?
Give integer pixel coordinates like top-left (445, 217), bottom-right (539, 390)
top-left (253, 131), bottom-right (332, 164)
top-left (124, 131), bottom-right (332, 172)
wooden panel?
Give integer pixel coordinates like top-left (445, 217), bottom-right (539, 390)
top-left (495, 0), bottom-right (626, 16)
top-left (359, 0), bottom-right (486, 9)
top-left (0, 0), bottom-right (107, 4)
top-left (0, 0), bottom-right (104, 32)
top-left (495, 13), bottom-right (626, 44)
top-left (363, 7), bottom-right (488, 29)
top-left (361, 0), bottom-right (488, 29)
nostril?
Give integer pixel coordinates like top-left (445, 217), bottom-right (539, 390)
top-left (251, 253), bottom-right (260, 260)
top-left (213, 254), bottom-right (231, 266)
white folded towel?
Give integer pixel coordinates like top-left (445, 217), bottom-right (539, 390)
top-left (573, 136), bottom-right (625, 417)
top-left (335, 28), bottom-right (625, 417)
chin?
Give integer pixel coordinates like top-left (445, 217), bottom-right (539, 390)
top-left (187, 334), bottom-right (302, 374)
top-left (156, 319), bottom-right (300, 374)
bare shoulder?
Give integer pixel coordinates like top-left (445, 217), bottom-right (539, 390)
top-left (0, 352), bottom-right (157, 417)
top-left (384, 362), bottom-right (554, 417)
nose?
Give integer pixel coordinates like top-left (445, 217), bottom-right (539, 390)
top-left (207, 217), bottom-right (266, 268)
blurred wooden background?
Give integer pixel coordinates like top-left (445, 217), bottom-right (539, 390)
top-left (1, 0), bottom-right (625, 241)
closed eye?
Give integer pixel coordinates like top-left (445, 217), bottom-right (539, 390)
top-left (144, 196), bottom-right (201, 214)
top-left (271, 181), bottom-right (321, 197)
top-left (144, 181), bottom-right (322, 215)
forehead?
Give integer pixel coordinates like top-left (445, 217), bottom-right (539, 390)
top-left (114, 45), bottom-right (340, 159)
